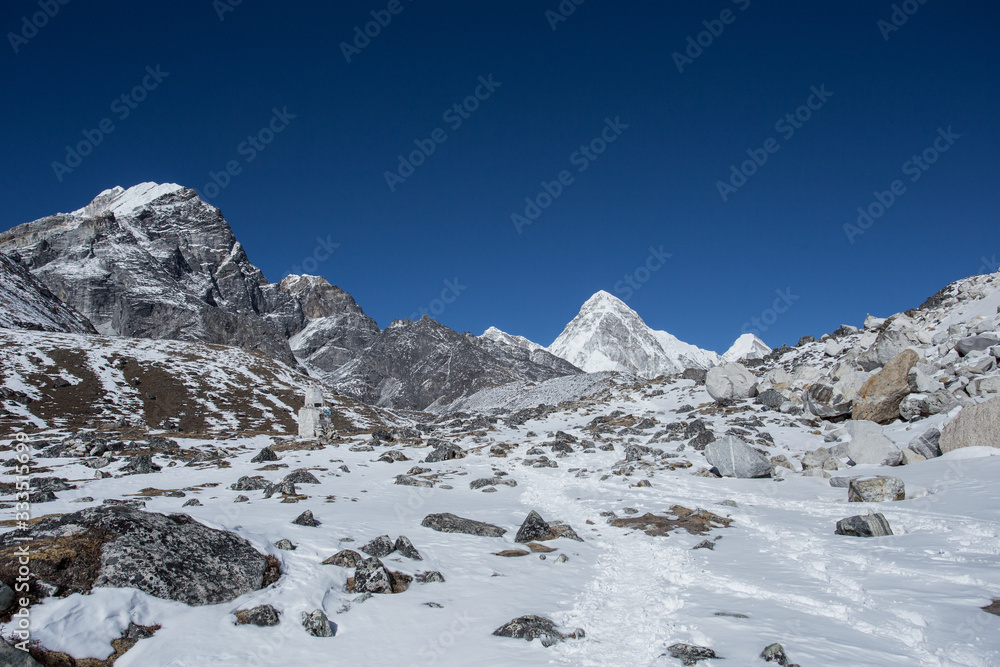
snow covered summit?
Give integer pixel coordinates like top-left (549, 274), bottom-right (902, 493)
top-left (722, 333), bottom-right (772, 363)
top-left (547, 290), bottom-right (720, 378)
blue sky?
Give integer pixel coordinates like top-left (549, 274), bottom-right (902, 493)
top-left (2, 1), bottom-right (998, 353)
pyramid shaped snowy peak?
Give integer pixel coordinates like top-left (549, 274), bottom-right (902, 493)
top-left (548, 290), bottom-right (720, 378)
top-left (722, 332), bottom-right (772, 363)
top-left (72, 182), bottom-right (186, 218)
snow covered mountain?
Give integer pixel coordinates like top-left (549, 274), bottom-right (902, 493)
top-left (0, 182), bottom-right (297, 365)
top-left (722, 333), bottom-right (772, 363)
top-left (480, 326), bottom-right (545, 352)
top-left (548, 291), bottom-right (720, 378)
top-left (0, 252), bottom-right (95, 334)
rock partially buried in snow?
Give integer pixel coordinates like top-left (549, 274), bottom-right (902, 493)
top-left (323, 549), bottom-right (362, 567)
top-left (292, 510), bottom-right (318, 526)
top-left (848, 476), bottom-right (905, 502)
top-left (0, 505), bottom-right (270, 605)
top-left (424, 442), bottom-right (466, 463)
top-left (704, 436), bottom-right (771, 478)
top-left (515, 510), bottom-right (551, 543)
top-left (845, 420), bottom-right (902, 466)
top-left (939, 397), bottom-right (1000, 453)
top-left (250, 446), bottom-right (278, 463)
top-left (301, 609), bottom-right (335, 637)
top-left (705, 363), bottom-right (759, 402)
top-left (394, 535), bottom-right (422, 560)
top-left (421, 513), bottom-right (507, 537)
top-left (235, 604), bottom-right (281, 627)
top-left (353, 557), bottom-right (394, 594)
top-left (361, 535), bottom-right (395, 557)
top-left (853, 348), bottom-right (919, 424)
top-left (909, 427), bottom-right (942, 459)
top-left (835, 513), bottom-right (893, 537)
top-left (664, 643), bottom-right (721, 665)
top-left (491, 615), bottom-right (582, 646)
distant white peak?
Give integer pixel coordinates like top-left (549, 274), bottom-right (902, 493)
top-left (73, 182), bottom-right (185, 219)
top-left (722, 333), bottom-right (771, 363)
top-left (481, 326), bottom-right (543, 352)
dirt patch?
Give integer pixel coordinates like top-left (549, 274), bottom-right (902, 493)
top-left (494, 550), bottom-right (530, 558)
top-left (610, 505), bottom-right (733, 537)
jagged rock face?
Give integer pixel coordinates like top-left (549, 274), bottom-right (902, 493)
top-left (0, 252), bottom-right (95, 333)
top-left (329, 316), bottom-right (579, 410)
top-left (0, 183), bottom-right (295, 366)
top-left (548, 291), bottom-right (719, 378)
top-left (262, 274), bottom-right (380, 374)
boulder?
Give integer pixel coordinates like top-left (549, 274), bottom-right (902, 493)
top-left (393, 535), bottom-right (422, 560)
top-left (421, 513), bottom-right (507, 537)
top-left (424, 442), bottom-right (466, 463)
top-left (705, 363), bottom-right (759, 402)
top-left (907, 366), bottom-right (943, 394)
top-left (852, 349), bottom-right (919, 423)
top-left (353, 557), bottom-right (394, 594)
top-left (939, 397), bottom-right (1000, 453)
top-left (848, 476), bottom-right (905, 502)
top-left (250, 447), bottom-right (278, 463)
top-left (322, 549), bottom-right (362, 567)
top-left (283, 470), bottom-right (320, 485)
top-left (803, 383), bottom-right (852, 419)
top-left (755, 389), bottom-right (786, 409)
top-left (664, 643), bottom-right (721, 665)
top-left (301, 609), bottom-right (334, 637)
top-left (235, 604), bottom-right (281, 627)
top-left (492, 615), bottom-right (579, 646)
top-left (291, 510), bottom-right (318, 527)
top-left (0, 506), bottom-right (269, 605)
top-left (908, 427), bottom-right (942, 459)
top-left (704, 436), bottom-right (772, 478)
top-left (360, 535), bottom-right (395, 557)
top-left (515, 510), bottom-right (551, 543)
top-left (898, 391), bottom-right (958, 421)
top-left (0, 640), bottom-right (43, 667)
top-left (760, 643), bottom-right (790, 665)
top-left (835, 513), bottom-right (893, 537)
top-left (955, 335), bottom-right (1000, 356)
top-left (845, 421), bottom-right (902, 466)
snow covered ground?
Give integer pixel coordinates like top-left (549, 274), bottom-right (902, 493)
top-left (4, 374), bottom-right (998, 666)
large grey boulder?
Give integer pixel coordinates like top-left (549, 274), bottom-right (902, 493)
top-left (956, 335), bottom-right (1000, 356)
top-left (705, 436), bottom-right (771, 478)
top-left (0, 506), bottom-right (269, 605)
top-left (353, 557), bottom-right (394, 594)
top-left (803, 383), bottom-right (852, 418)
top-left (940, 397), bottom-right (1000, 453)
top-left (706, 363), bottom-right (759, 402)
top-left (421, 513), bottom-right (507, 537)
top-left (835, 513), bottom-right (893, 537)
top-left (848, 476), bottom-right (905, 502)
top-left (853, 349), bottom-right (919, 424)
top-left (845, 420), bottom-right (902, 466)
top-left (301, 609), bottom-right (335, 637)
top-left (515, 511), bottom-right (552, 543)
top-left (424, 442), bottom-right (466, 463)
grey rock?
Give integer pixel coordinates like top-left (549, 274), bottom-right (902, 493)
top-left (235, 604), bottom-right (280, 627)
top-left (394, 535), bottom-right (423, 560)
top-left (688, 431), bottom-right (715, 451)
top-left (263, 480), bottom-right (296, 499)
top-left (706, 363), bottom-right (759, 402)
top-left (956, 335), bottom-right (1000, 356)
top-left (0, 251), bottom-right (95, 333)
top-left (755, 389), bottom-right (786, 409)
top-left (283, 470), bottom-right (320, 485)
top-left (909, 427), bottom-right (942, 459)
top-left (515, 510), bottom-right (552, 543)
top-left (361, 535), bottom-right (395, 558)
top-left (394, 474), bottom-right (434, 488)
top-left (624, 444), bottom-right (655, 461)
top-left (829, 476), bottom-right (859, 488)
top-left (354, 557), bottom-right (394, 594)
top-left (301, 609), bottom-right (335, 637)
top-left (848, 476), bottom-right (905, 502)
top-left (760, 642), bottom-right (789, 665)
top-left (0, 580), bottom-right (14, 610)
top-left (492, 615), bottom-right (578, 645)
top-left (664, 643), bottom-right (721, 665)
top-left (845, 420), bottom-right (902, 466)
top-left (0, 505), bottom-right (269, 605)
top-left (274, 539), bottom-right (296, 551)
top-left (121, 454), bottom-right (160, 475)
top-left (291, 510), bottom-right (318, 527)
top-left (692, 540), bottom-right (715, 550)
top-left (250, 447), bottom-right (278, 463)
top-left (424, 442), bottom-right (466, 463)
top-left (0, 639), bottom-right (44, 666)
top-left (940, 396), bottom-right (1000, 453)
top-left (234, 495), bottom-right (249, 503)
top-left (231, 476), bottom-right (271, 491)
top-left (705, 436), bottom-right (772, 478)
top-left (420, 570), bottom-right (445, 583)
top-left (322, 549), bottom-right (362, 567)
top-left (469, 476), bottom-right (518, 490)
top-left (835, 513), bottom-right (893, 537)
top-left (421, 513), bottom-right (506, 537)
top-left (803, 383), bottom-right (852, 419)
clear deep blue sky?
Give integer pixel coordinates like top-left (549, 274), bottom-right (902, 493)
top-left (3, 1), bottom-right (998, 353)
